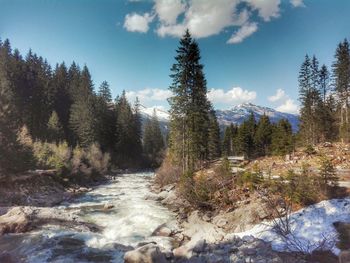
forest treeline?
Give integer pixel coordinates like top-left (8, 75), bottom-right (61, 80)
top-left (298, 39), bottom-right (350, 145)
top-left (0, 38), bottom-right (165, 175)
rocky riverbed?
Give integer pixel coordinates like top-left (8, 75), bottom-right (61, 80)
top-left (124, 182), bottom-right (340, 263)
top-left (0, 172), bottom-right (341, 262)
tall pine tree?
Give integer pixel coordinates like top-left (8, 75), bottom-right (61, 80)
top-left (168, 30), bottom-right (213, 172)
top-left (333, 39), bottom-right (350, 142)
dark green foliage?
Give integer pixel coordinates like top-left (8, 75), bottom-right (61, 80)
top-left (284, 168), bottom-right (318, 205)
top-left (332, 39), bottom-right (350, 142)
top-left (236, 170), bottom-right (263, 190)
top-left (0, 39), bottom-right (35, 173)
top-left (298, 55), bottom-right (322, 145)
top-left (69, 66), bottom-right (97, 148)
top-left (95, 81), bottom-right (115, 152)
top-left (271, 119), bottom-right (294, 156)
top-left (143, 110), bottom-right (165, 167)
top-left (208, 109), bottom-right (221, 160)
top-left (168, 30), bottom-right (213, 171)
top-left (222, 124), bottom-right (237, 156)
top-left (254, 114), bottom-right (272, 156)
top-left (114, 91), bottom-right (143, 167)
top-left (236, 112), bottom-right (256, 158)
top-left (319, 155), bottom-right (338, 187)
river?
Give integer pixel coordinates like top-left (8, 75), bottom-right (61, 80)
top-left (0, 172), bottom-right (175, 262)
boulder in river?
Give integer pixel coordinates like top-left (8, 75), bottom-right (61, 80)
top-left (103, 203), bottom-right (114, 210)
top-left (0, 207), bottom-right (32, 235)
top-left (124, 243), bottom-right (167, 263)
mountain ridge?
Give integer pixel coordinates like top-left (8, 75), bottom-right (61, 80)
top-left (140, 103), bottom-right (299, 132)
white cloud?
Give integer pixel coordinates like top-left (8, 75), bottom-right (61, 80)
top-left (245, 0), bottom-right (280, 21)
top-left (290, 0), bottom-right (305, 8)
top-left (268, 88), bottom-right (286, 102)
top-left (154, 0), bottom-right (186, 25)
top-left (124, 0), bottom-right (292, 44)
top-left (125, 88), bottom-right (171, 105)
top-left (227, 22), bottom-right (258, 44)
top-left (276, 99), bottom-right (299, 114)
top-left (124, 12), bottom-right (154, 33)
top-left (268, 88), bottom-right (299, 114)
top-left (207, 87), bottom-right (257, 105)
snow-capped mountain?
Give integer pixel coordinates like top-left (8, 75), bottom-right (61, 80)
top-left (139, 106), bottom-right (170, 133)
top-left (215, 103), bottom-right (299, 131)
top-left (140, 103), bottom-right (299, 132)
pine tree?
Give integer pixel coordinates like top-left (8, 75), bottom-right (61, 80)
top-left (168, 30), bottom-right (212, 172)
top-left (319, 155), bottom-right (338, 187)
top-left (271, 119), bottom-right (294, 156)
top-left (333, 39), bottom-right (350, 142)
top-left (52, 63), bottom-right (72, 143)
top-left (208, 109), bottom-right (221, 160)
top-left (299, 55), bottom-right (321, 145)
top-left (96, 81), bottom-right (115, 151)
top-left (69, 65), bottom-right (97, 147)
top-left (254, 114), bottom-right (272, 156)
top-left (222, 125), bottom-right (233, 156)
top-left (318, 64), bottom-right (337, 141)
top-left (47, 111), bottom-right (64, 143)
top-left (0, 39), bottom-right (34, 173)
top-left (143, 110), bottom-right (165, 167)
top-left (114, 91), bottom-right (143, 166)
top-left (131, 97), bottom-right (143, 160)
top-left (98, 80), bottom-right (112, 103)
top-left (237, 113), bottom-right (256, 158)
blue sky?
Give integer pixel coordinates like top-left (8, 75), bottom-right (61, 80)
top-left (0, 0), bottom-right (349, 113)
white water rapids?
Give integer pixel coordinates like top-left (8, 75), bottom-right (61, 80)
top-left (0, 172), bottom-right (175, 262)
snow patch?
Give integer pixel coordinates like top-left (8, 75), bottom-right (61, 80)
top-left (233, 197), bottom-right (350, 255)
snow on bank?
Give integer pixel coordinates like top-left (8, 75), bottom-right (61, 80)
top-left (233, 197), bottom-right (350, 255)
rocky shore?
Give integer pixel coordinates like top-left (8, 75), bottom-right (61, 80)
top-left (124, 183), bottom-right (339, 263)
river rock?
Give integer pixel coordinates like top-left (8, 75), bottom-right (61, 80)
top-left (173, 245), bottom-right (192, 258)
top-left (158, 191), bottom-right (169, 200)
top-left (103, 203), bottom-right (114, 210)
top-left (0, 206), bottom-right (32, 235)
top-left (124, 243), bottom-right (167, 263)
top-left (152, 225), bottom-right (172, 237)
top-left (182, 211), bottom-right (224, 246)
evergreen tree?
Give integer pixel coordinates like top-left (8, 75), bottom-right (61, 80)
top-left (254, 114), bottom-right (272, 156)
top-left (69, 65), bottom-right (97, 147)
top-left (143, 110), bottom-right (165, 167)
top-left (318, 64), bottom-right (337, 141)
top-left (319, 155), bottom-right (338, 188)
top-left (208, 109), bottom-right (221, 160)
top-left (96, 81), bottom-right (115, 151)
top-left (298, 55), bottom-right (321, 144)
top-left (24, 50), bottom-right (53, 139)
top-left (237, 113), bottom-right (256, 158)
top-left (52, 63), bottom-right (73, 143)
top-left (0, 39), bottom-right (34, 173)
top-left (222, 124), bottom-right (234, 156)
top-left (47, 111), bottom-right (64, 143)
top-left (168, 30), bottom-right (212, 172)
top-left (271, 119), bottom-right (294, 156)
top-left (114, 91), bottom-right (143, 166)
top-left (98, 80), bottom-right (112, 103)
top-left (332, 39), bottom-right (350, 142)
